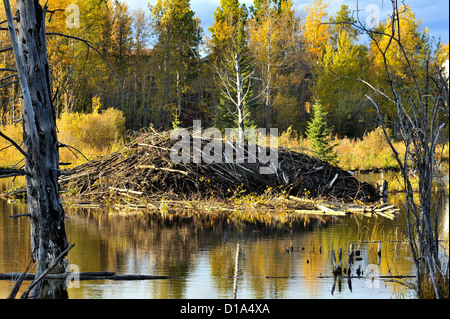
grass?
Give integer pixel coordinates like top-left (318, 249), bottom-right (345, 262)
top-left (418, 269), bottom-right (449, 299)
top-left (0, 107), bottom-right (126, 169)
top-left (279, 126), bottom-right (449, 172)
top-left (2, 120), bottom-right (448, 176)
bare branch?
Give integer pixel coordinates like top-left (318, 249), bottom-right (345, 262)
top-left (58, 142), bottom-right (89, 161)
top-left (46, 32), bottom-right (123, 108)
top-left (0, 46), bottom-right (13, 53)
top-left (0, 168), bottom-right (28, 178)
top-left (0, 79), bottom-right (18, 89)
top-left (0, 67), bottom-right (17, 72)
top-left (0, 130), bottom-right (28, 159)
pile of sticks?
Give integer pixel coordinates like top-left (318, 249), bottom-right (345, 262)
top-left (59, 130), bottom-right (381, 205)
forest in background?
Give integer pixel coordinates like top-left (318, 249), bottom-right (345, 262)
top-left (0, 0), bottom-right (448, 168)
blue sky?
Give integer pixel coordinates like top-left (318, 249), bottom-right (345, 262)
top-left (124, 0), bottom-right (449, 44)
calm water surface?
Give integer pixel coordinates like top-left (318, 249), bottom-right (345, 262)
top-left (1, 173), bottom-right (448, 299)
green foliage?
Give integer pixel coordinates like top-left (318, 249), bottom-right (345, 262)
top-left (0, 0), bottom-right (446, 152)
top-left (315, 24), bottom-right (375, 138)
top-left (150, 0), bottom-right (202, 128)
top-left (208, 0), bottom-right (255, 131)
top-left (306, 100), bottom-right (337, 163)
top-left (171, 109), bottom-right (181, 129)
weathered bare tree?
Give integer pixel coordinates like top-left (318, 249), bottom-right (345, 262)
top-left (212, 51), bottom-right (258, 143)
top-left (2, 0), bottom-right (70, 298)
top-left (347, 0), bottom-right (448, 298)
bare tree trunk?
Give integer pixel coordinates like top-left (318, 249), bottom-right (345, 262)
top-left (4, 0), bottom-right (69, 298)
top-left (235, 53), bottom-right (244, 144)
top-left (354, 0), bottom-right (447, 298)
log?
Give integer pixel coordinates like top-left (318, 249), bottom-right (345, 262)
top-left (316, 204), bottom-right (346, 216)
top-left (374, 205), bottom-right (396, 213)
top-left (327, 173), bottom-right (339, 189)
top-left (374, 210), bottom-right (395, 220)
top-left (136, 164), bottom-right (189, 176)
top-left (108, 187), bottom-right (143, 195)
top-left (0, 272), bottom-right (179, 281)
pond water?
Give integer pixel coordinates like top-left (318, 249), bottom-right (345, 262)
top-left (0, 172), bottom-right (448, 299)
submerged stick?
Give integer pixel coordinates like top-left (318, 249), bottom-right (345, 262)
top-left (1, 272), bottom-right (179, 281)
top-left (8, 259), bottom-right (34, 299)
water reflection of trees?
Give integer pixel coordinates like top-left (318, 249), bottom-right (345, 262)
top-left (66, 207), bottom-right (338, 298)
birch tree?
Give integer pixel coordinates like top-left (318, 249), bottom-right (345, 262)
top-left (208, 0), bottom-right (258, 142)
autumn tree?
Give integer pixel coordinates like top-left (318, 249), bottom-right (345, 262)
top-left (207, 0), bottom-right (255, 140)
top-left (128, 7), bottom-right (153, 129)
top-left (368, 4), bottom-right (431, 124)
top-left (44, 0), bottom-right (124, 114)
top-left (301, 0), bottom-right (330, 65)
top-left (314, 5), bottom-right (375, 138)
top-left (150, 0), bottom-right (202, 129)
top-left (248, 0), bottom-right (290, 128)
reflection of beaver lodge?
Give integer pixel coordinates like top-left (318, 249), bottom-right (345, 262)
top-left (59, 130), bottom-right (381, 205)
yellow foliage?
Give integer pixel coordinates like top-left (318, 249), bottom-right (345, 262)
top-left (278, 126), bottom-right (405, 171)
top-left (334, 126), bottom-right (403, 171)
top-left (92, 95), bottom-right (102, 114)
top-left (279, 126), bottom-right (301, 149)
top-left (57, 108), bottom-right (125, 166)
top-left (0, 123), bottom-right (24, 168)
top-left (301, 0), bottom-right (331, 62)
top-left (58, 108), bottom-right (125, 147)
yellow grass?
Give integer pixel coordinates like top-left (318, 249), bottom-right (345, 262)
top-left (0, 107), bottom-right (126, 169)
top-left (280, 126), bottom-right (411, 171)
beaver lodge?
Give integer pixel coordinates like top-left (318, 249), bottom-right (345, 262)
top-left (55, 129), bottom-right (399, 223)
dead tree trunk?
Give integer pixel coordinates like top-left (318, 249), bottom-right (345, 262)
top-left (235, 53), bottom-right (245, 144)
top-left (351, 0), bottom-right (447, 298)
top-left (3, 0), bottom-right (69, 298)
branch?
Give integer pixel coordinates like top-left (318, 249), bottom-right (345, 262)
top-left (0, 46), bottom-right (13, 53)
top-left (0, 79), bottom-right (18, 89)
top-left (46, 32), bottom-right (123, 107)
top-left (0, 168), bottom-right (28, 178)
top-left (0, 67), bottom-right (17, 72)
top-left (21, 243), bottom-right (75, 299)
top-left (0, 130), bottom-right (28, 159)
top-left (0, 73), bottom-right (18, 82)
top-left (58, 142), bottom-right (89, 161)
top-left (8, 259), bottom-right (34, 299)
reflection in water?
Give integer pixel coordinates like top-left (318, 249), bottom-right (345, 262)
top-left (1, 202), bottom-right (419, 299)
top-left (1, 174), bottom-right (448, 299)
